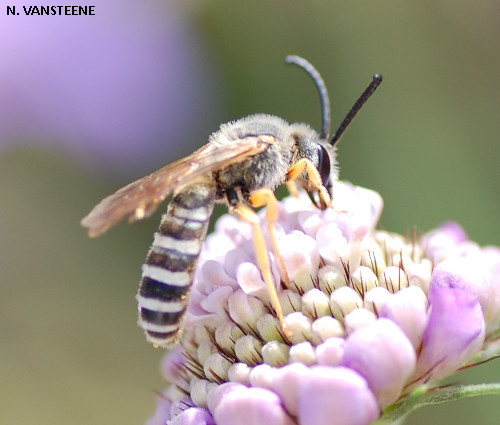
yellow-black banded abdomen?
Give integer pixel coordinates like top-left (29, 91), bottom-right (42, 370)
top-left (136, 183), bottom-right (215, 347)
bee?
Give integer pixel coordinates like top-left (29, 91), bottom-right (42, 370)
top-left (81, 56), bottom-right (382, 347)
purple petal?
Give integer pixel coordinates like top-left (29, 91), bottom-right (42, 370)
top-left (323, 183), bottom-right (382, 242)
top-left (297, 211), bottom-right (323, 238)
top-left (326, 182), bottom-right (382, 226)
top-left (342, 319), bottom-right (416, 407)
top-left (201, 286), bottom-right (234, 315)
top-left (316, 183), bottom-right (380, 269)
top-left (482, 247), bottom-right (500, 332)
top-left (439, 222), bottom-right (469, 243)
top-left (186, 286), bottom-right (233, 328)
top-left (223, 247), bottom-right (255, 280)
top-left (201, 217), bottom-right (250, 264)
top-left (171, 397), bottom-right (196, 420)
top-left (214, 215), bottom-right (253, 247)
top-left (185, 290), bottom-right (217, 327)
top-left (414, 284), bottom-right (485, 383)
top-left (227, 289), bottom-right (268, 333)
top-left (352, 185), bottom-right (384, 229)
top-left (297, 366), bottom-right (379, 425)
top-left (405, 260), bottom-right (432, 293)
top-left (211, 385), bottom-right (295, 425)
top-left (272, 363), bottom-right (310, 416)
top-left (249, 364), bottom-right (279, 389)
top-left (279, 232), bottom-right (320, 289)
top-left (379, 286), bottom-right (429, 350)
top-left (221, 239), bottom-right (282, 288)
top-left (317, 223), bottom-right (348, 267)
top-left (171, 407), bottom-right (215, 425)
top-left (146, 395), bottom-right (171, 425)
top-left (196, 260), bottom-right (238, 294)
top-left (422, 223), bottom-right (480, 264)
top-left (161, 345), bottom-right (185, 383)
top-left (236, 262), bottom-right (267, 296)
top-left (207, 382), bottom-right (246, 413)
top-left (315, 337), bottom-right (346, 366)
top-left (431, 257), bottom-right (491, 315)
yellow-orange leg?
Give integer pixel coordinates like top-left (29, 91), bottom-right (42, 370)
top-left (286, 181), bottom-right (300, 200)
top-left (231, 201), bottom-right (292, 339)
top-left (249, 188), bottom-right (291, 285)
top-left (287, 158), bottom-right (333, 209)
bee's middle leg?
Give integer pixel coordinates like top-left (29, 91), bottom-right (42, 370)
top-left (285, 181), bottom-right (300, 200)
top-left (230, 199), bottom-right (291, 339)
top-left (249, 188), bottom-right (291, 286)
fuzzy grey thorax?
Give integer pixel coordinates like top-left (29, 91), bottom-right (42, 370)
top-left (210, 114), bottom-right (335, 202)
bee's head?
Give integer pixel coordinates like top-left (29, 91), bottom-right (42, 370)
top-left (285, 55), bottom-right (382, 209)
top-left (289, 125), bottom-right (338, 210)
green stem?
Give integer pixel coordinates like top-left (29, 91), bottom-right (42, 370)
top-left (374, 383), bottom-right (500, 425)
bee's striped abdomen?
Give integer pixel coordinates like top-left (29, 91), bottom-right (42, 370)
top-left (137, 183), bottom-right (215, 347)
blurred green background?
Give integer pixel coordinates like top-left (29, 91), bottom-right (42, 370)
top-left (1, 2), bottom-right (499, 425)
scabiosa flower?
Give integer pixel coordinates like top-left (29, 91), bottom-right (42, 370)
top-left (147, 181), bottom-right (500, 425)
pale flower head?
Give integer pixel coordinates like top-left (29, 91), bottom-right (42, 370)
top-left (146, 182), bottom-right (500, 425)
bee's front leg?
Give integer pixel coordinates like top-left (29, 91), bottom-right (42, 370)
top-left (286, 158), bottom-right (334, 209)
top-left (230, 198), bottom-right (292, 340)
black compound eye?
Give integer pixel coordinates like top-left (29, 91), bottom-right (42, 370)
top-left (317, 144), bottom-right (331, 187)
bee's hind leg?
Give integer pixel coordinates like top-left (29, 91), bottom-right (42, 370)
top-left (231, 196), bottom-right (292, 339)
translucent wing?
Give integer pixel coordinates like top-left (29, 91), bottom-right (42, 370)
top-left (81, 135), bottom-right (275, 237)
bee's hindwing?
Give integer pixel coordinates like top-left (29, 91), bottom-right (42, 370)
top-left (136, 183), bottom-right (216, 346)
